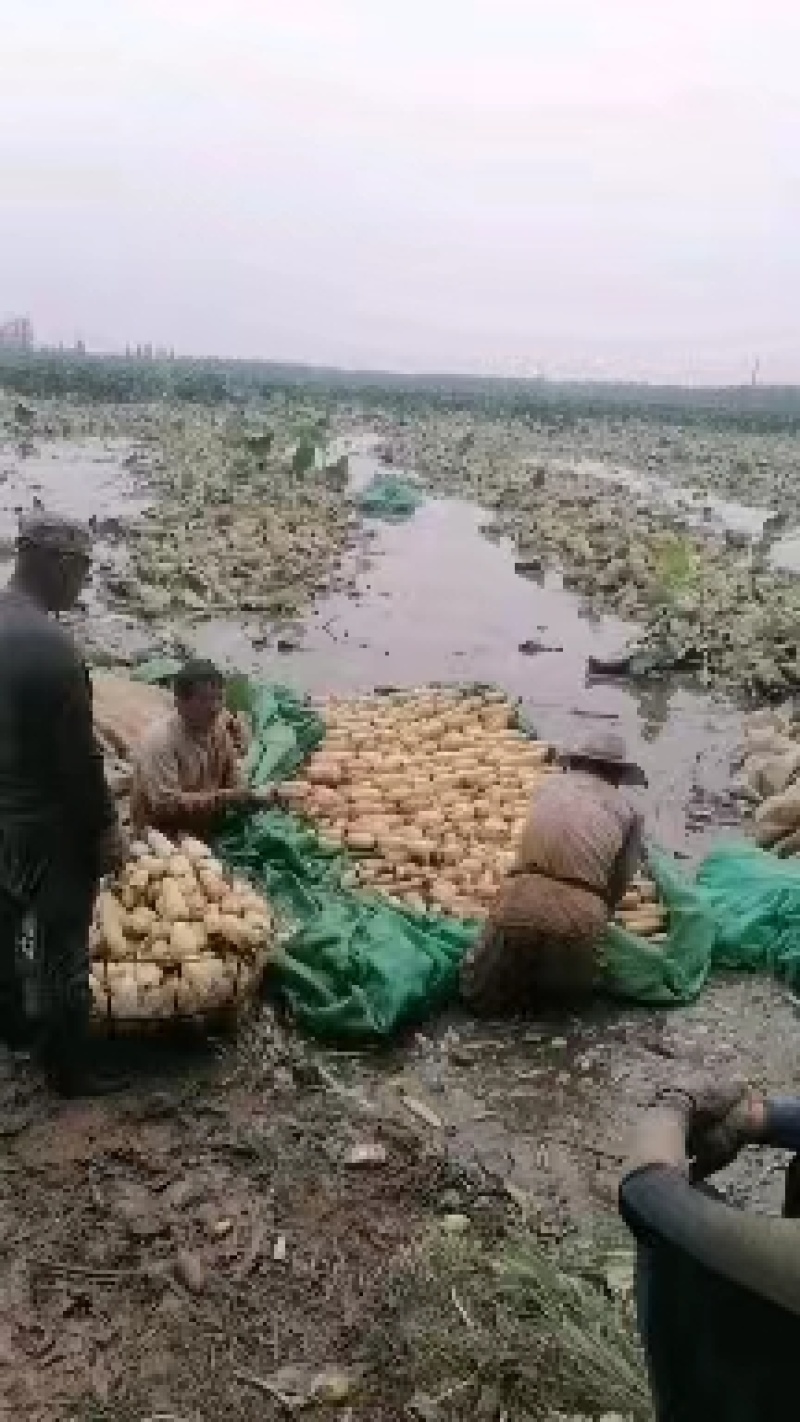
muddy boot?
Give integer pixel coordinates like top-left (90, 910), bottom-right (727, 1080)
top-left (0, 982), bottom-right (34, 1051)
top-left (783, 1154), bottom-right (800, 1219)
top-left (41, 1012), bottom-right (129, 1099)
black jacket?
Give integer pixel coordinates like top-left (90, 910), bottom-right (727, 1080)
top-left (0, 588), bottom-right (115, 863)
top-left (620, 1164), bottom-right (800, 1421)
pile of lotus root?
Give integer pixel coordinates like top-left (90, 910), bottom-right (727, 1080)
top-left (89, 830), bottom-right (273, 1028)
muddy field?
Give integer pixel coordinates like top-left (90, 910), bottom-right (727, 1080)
top-left (0, 389), bottom-right (798, 1420)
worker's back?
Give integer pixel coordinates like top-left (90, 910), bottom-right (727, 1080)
top-left (515, 769), bottom-right (636, 894)
top-left (0, 586), bottom-right (83, 832)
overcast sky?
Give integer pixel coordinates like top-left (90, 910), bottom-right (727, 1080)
top-left (2, 1), bottom-right (798, 381)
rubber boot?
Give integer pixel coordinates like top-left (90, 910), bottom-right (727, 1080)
top-left (783, 1154), bottom-right (800, 1219)
top-left (0, 981), bottom-right (35, 1051)
top-left (41, 1010), bottom-right (129, 1099)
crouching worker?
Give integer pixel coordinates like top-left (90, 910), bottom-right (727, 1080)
top-left (461, 733), bottom-right (645, 1014)
top-left (621, 1081), bottom-right (800, 1420)
top-left (131, 660), bottom-right (274, 840)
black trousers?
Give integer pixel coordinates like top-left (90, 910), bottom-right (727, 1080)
top-left (0, 853), bottom-right (96, 1027)
top-left (626, 1170), bottom-right (800, 1422)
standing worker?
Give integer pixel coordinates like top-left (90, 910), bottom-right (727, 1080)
top-left (130, 659), bottom-right (272, 841)
top-left (461, 733), bottom-right (646, 1014)
top-left (0, 513), bottom-right (125, 1093)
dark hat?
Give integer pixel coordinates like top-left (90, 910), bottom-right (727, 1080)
top-left (562, 732), bottom-right (647, 786)
top-left (17, 511), bottom-right (93, 558)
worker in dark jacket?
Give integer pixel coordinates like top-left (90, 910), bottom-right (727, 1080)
top-left (0, 512), bottom-right (125, 1094)
top-left (620, 1081), bottom-right (800, 1421)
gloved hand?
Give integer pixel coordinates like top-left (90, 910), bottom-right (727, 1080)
top-left (623, 1080), bottom-right (757, 1182)
top-left (682, 1083), bottom-right (765, 1179)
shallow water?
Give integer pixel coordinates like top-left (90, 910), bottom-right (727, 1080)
top-left (572, 455), bottom-right (774, 540)
top-left (569, 452), bottom-right (800, 573)
top-left (0, 434), bottom-right (742, 854)
top-left (0, 437), bottom-right (148, 538)
top-left (188, 449), bottom-right (743, 857)
top-left (0, 436), bottom-right (153, 645)
top-left (770, 531), bottom-right (800, 573)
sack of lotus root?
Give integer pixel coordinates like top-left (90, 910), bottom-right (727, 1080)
top-left (89, 829), bottom-right (273, 1031)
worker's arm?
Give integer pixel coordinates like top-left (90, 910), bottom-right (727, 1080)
top-left (217, 722), bottom-right (276, 807)
top-left (620, 1163), bottom-right (800, 1316)
top-left (607, 811), bottom-right (645, 907)
top-left (218, 723), bottom-right (246, 792)
top-left (133, 738), bottom-right (246, 836)
top-left (743, 1095), bottom-right (800, 1154)
top-left (621, 1089), bottom-right (800, 1315)
top-left (48, 656), bottom-right (119, 855)
top-left (224, 710), bottom-right (253, 759)
top-left (653, 1085), bottom-right (800, 1172)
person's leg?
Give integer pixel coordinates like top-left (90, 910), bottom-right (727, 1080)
top-left (782, 1154), bottom-right (800, 1218)
top-left (0, 890), bottom-right (28, 1047)
top-left (37, 883), bottom-right (94, 1092)
top-left (460, 923), bottom-right (523, 1015)
top-left (33, 862), bottom-right (121, 1096)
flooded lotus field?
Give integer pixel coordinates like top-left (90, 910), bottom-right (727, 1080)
top-left (0, 389), bottom-right (798, 1420)
top-left (189, 449), bottom-right (743, 859)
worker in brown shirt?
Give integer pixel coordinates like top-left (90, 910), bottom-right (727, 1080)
top-left (130, 660), bottom-right (271, 840)
top-left (461, 733), bottom-right (646, 1014)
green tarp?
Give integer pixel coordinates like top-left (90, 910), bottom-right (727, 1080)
top-left (127, 668), bottom-right (800, 1029)
top-left (129, 669), bottom-right (716, 1034)
top-left (216, 808), bottom-right (477, 1040)
top-left (239, 682), bottom-right (325, 785)
top-left (354, 471), bottom-right (424, 520)
top-left (601, 848), bottom-right (714, 1006)
top-left (206, 681), bottom-right (713, 1038)
top-left (698, 841), bottom-right (800, 986)
top-left (213, 681), bottom-right (477, 1039)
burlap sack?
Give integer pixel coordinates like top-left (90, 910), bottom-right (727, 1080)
top-left (754, 819), bottom-right (793, 849)
top-left (744, 747), bottom-right (800, 800)
top-left (91, 674), bottom-right (172, 759)
top-left (742, 729), bottom-right (796, 758)
top-left (460, 869), bottom-right (607, 1012)
top-left (755, 782), bottom-right (800, 830)
top-left (773, 827), bottom-right (800, 858)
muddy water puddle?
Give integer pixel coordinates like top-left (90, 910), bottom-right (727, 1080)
top-left (567, 453), bottom-right (800, 573)
top-left (570, 454), bottom-right (774, 540)
top-left (0, 436), bottom-right (159, 658)
top-left (0, 437), bottom-right (148, 536)
top-left (314, 971), bottom-right (798, 1226)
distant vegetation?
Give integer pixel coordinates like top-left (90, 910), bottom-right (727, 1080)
top-left (3, 349), bottom-right (800, 432)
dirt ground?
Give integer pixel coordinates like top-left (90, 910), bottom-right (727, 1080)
top-left (0, 1012), bottom-right (457, 1421)
top-left (0, 969), bottom-right (796, 1421)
